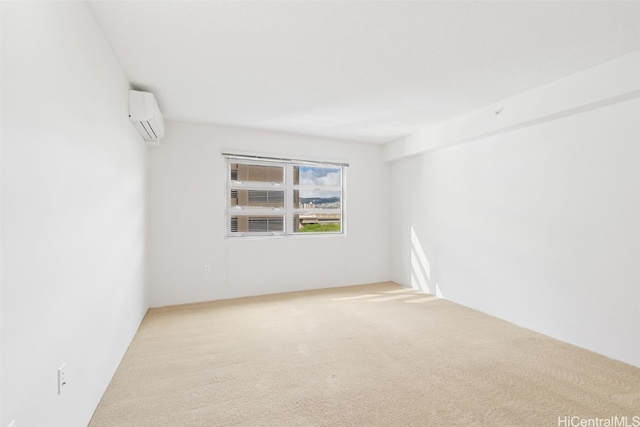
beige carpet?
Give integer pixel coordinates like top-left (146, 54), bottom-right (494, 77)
top-left (89, 282), bottom-right (640, 427)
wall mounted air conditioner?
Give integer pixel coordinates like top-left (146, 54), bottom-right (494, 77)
top-left (129, 90), bottom-right (165, 145)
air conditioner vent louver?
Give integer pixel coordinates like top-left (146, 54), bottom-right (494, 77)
top-left (140, 121), bottom-right (157, 139)
top-left (129, 90), bottom-right (165, 145)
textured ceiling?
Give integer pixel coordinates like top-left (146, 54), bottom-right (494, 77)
top-left (89, 1), bottom-right (640, 144)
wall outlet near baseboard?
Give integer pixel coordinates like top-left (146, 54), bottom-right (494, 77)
top-left (58, 363), bottom-right (67, 395)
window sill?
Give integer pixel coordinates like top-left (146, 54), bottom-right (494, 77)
top-left (225, 232), bottom-right (346, 241)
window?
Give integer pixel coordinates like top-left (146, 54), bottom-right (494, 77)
top-left (225, 154), bottom-right (347, 237)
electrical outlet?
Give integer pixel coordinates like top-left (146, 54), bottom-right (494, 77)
top-left (204, 264), bottom-right (211, 274)
top-left (58, 363), bottom-right (67, 395)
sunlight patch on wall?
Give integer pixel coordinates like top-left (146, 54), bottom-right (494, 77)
top-left (410, 226), bottom-right (432, 293)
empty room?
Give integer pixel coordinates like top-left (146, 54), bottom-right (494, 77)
top-left (1, 1), bottom-right (640, 426)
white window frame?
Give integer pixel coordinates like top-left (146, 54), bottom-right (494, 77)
top-left (224, 153), bottom-right (347, 238)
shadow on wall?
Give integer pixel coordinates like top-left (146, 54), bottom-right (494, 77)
top-left (410, 226), bottom-right (443, 298)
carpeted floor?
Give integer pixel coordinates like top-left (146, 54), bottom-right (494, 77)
top-left (89, 282), bottom-right (640, 426)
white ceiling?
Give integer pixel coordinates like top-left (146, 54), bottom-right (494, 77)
top-left (89, 1), bottom-right (640, 144)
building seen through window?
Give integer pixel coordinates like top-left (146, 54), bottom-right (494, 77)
top-left (227, 158), bottom-right (345, 236)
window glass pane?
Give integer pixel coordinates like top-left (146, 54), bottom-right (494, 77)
top-left (294, 214), bottom-right (341, 233)
top-left (294, 190), bottom-right (341, 209)
top-left (231, 163), bottom-right (284, 183)
top-left (226, 157), bottom-right (345, 237)
top-left (230, 215), bottom-right (284, 233)
top-left (231, 189), bottom-right (284, 208)
top-left (294, 166), bottom-right (341, 187)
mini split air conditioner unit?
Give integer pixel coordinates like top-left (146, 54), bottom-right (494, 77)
top-left (129, 90), bottom-right (165, 145)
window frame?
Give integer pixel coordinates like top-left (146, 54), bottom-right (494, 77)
top-left (225, 154), bottom-right (347, 238)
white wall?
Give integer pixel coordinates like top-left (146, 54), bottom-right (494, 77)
top-left (389, 55), bottom-right (640, 367)
top-left (147, 121), bottom-right (391, 307)
top-left (1, 2), bottom-right (148, 426)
